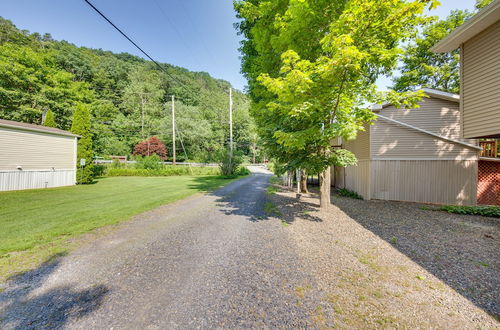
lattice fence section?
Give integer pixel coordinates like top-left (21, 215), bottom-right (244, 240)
top-left (477, 160), bottom-right (500, 206)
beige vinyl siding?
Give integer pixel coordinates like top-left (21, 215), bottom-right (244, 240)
top-left (0, 127), bottom-right (76, 170)
top-left (344, 123), bottom-right (370, 160)
top-left (379, 97), bottom-right (460, 139)
top-left (371, 119), bottom-right (478, 160)
top-left (462, 20), bottom-right (500, 138)
top-left (344, 160), bottom-right (371, 199)
top-left (371, 160), bottom-right (477, 205)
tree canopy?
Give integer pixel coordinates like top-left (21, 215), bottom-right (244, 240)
top-left (235, 0), bottom-right (438, 207)
top-left (392, 0), bottom-right (494, 93)
top-left (0, 17), bottom-right (258, 163)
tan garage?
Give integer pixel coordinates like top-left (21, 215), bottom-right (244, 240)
top-left (333, 88), bottom-right (481, 205)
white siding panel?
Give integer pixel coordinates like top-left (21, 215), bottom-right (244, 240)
top-left (0, 169), bottom-right (75, 191)
top-left (0, 127), bottom-right (76, 170)
top-left (371, 160), bottom-right (477, 205)
top-left (462, 20), bottom-right (500, 138)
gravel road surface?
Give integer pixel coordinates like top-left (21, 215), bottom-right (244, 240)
top-left (0, 167), bottom-right (324, 329)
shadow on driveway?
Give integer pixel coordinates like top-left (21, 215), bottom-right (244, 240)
top-left (0, 258), bottom-right (109, 329)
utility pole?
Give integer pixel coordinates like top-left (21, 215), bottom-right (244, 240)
top-left (171, 95), bottom-right (176, 165)
top-left (229, 87), bottom-right (233, 158)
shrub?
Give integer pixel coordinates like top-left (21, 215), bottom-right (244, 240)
top-left (71, 103), bottom-right (94, 184)
top-left (217, 148), bottom-right (243, 177)
top-left (106, 166), bottom-right (220, 177)
top-left (336, 188), bottom-right (363, 200)
top-left (92, 164), bottom-right (106, 177)
top-left (133, 136), bottom-right (167, 159)
top-left (438, 205), bottom-right (500, 218)
top-left (135, 154), bottom-right (163, 170)
top-left (43, 109), bottom-right (57, 128)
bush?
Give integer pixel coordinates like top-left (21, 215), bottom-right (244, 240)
top-left (106, 166), bottom-right (220, 177)
top-left (336, 188), bottom-right (363, 200)
top-left (135, 155), bottom-right (163, 170)
top-left (133, 136), bottom-right (167, 159)
top-left (438, 205), bottom-right (500, 218)
top-left (92, 164), bottom-right (106, 177)
top-left (217, 148), bottom-right (243, 177)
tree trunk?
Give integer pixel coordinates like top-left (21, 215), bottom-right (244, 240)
top-left (287, 171), bottom-right (293, 188)
top-left (319, 166), bottom-right (331, 209)
top-left (300, 169), bottom-right (308, 193)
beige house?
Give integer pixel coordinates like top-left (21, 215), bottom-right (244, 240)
top-left (333, 88), bottom-right (481, 205)
top-left (431, 0), bottom-right (500, 139)
top-left (0, 119), bottom-right (79, 191)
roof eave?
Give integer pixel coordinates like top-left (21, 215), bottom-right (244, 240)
top-left (0, 122), bottom-right (80, 138)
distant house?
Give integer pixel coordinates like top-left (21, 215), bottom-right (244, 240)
top-left (333, 88), bottom-right (481, 205)
top-left (431, 0), bottom-right (500, 139)
top-left (0, 119), bottom-right (79, 191)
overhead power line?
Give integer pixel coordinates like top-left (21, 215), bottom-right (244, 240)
top-left (83, 0), bottom-right (193, 94)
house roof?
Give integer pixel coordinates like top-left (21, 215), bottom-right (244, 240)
top-left (370, 88), bottom-right (459, 111)
top-left (0, 119), bottom-right (80, 138)
top-left (375, 114), bottom-right (481, 151)
top-left (431, 0), bottom-right (500, 53)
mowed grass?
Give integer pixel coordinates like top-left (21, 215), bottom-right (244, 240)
top-left (0, 175), bottom-right (235, 281)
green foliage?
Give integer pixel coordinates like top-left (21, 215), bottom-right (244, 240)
top-left (392, 10), bottom-right (471, 93)
top-left (92, 164), bottom-right (106, 177)
top-left (106, 166), bottom-right (219, 177)
top-left (393, 0), bottom-right (494, 93)
top-left (43, 109), bottom-right (57, 127)
top-left (71, 103), bottom-right (94, 184)
top-left (217, 148), bottom-right (244, 177)
top-left (0, 17), bottom-right (257, 162)
top-left (234, 0), bottom-right (436, 185)
top-left (438, 205), bottom-right (500, 218)
top-left (336, 188), bottom-right (363, 200)
top-left (134, 154), bottom-right (163, 170)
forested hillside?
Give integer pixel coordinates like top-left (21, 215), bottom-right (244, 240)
top-left (0, 17), bottom-right (257, 162)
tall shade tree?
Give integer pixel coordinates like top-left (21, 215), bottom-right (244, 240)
top-left (235, 0), bottom-right (437, 208)
top-left (43, 109), bottom-right (56, 127)
top-left (71, 103), bottom-right (94, 184)
top-left (393, 0), bottom-right (494, 93)
top-left (121, 65), bottom-right (165, 141)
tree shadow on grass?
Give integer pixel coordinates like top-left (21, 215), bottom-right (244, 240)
top-left (0, 255), bottom-right (109, 329)
top-left (331, 194), bottom-right (500, 319)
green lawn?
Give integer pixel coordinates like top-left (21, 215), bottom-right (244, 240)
top-left (0, 175), bottom-right (235, 281)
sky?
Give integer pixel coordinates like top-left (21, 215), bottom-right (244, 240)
top-left (0, 0), bottom-right (479, 92)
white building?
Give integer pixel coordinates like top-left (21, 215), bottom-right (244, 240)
top-left (0, 119), bottom-right (79, 191)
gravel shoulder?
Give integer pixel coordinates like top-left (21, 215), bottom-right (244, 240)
top-left (270, 186), bottom-right (499, 328)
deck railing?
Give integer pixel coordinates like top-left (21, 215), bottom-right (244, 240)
top-left (480, 140), bottom-right (498, 158)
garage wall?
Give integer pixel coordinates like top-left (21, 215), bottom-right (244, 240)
top-left (371, 159), bottom-right (477, 205)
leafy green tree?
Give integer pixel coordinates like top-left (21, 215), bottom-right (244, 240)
top-left (43, 109), bottom-right (56, 127)
top-left (71, 103), bottom-right (94, 184)
top-left (236, 0), bottom-right (436, 208)
top-left (393, 0), bottom-right (494, 93)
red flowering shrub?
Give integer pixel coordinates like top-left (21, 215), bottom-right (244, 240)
top-left (133, 136), bottom-right (168, 160)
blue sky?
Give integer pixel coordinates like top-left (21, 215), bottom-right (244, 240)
top-left (0, 0), bottom-right (478, 91)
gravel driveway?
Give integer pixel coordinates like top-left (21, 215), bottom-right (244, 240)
top-left (0, 167), bottom-right (324, 329)
top-left (1, 168), bottom-right (498, 329)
